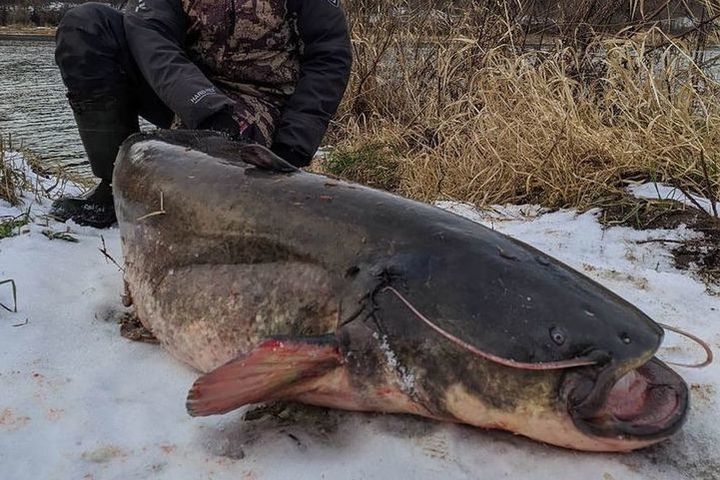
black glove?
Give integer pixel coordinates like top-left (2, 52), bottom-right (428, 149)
top-left (199, 110), bottom-right (270, 146)
top-left (271, 143), bottom-right (311, 168)
top-left (197, 109), bottom-right (241, 139)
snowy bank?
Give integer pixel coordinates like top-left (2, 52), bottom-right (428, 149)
top-left (1, 154), bottom-right (718, 480)
top-left (628, 182), bottom-right (720, 218)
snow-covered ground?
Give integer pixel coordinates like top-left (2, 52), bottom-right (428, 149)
top-left (1, 152), bottom-right (719, 480)
top-left (628, 182), bottom-right (720, 217)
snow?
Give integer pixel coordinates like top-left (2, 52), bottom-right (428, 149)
top-left (628, 181), bottom-right (720, 217)
top-left (1, 155), bottom-right (719, 480)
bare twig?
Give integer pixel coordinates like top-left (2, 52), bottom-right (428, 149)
top-left (136, 191), bottom-right (166, 222)
top-left (42, 229), bottom-right (79, 243)
top-left (0, 279), bottom-right (18, 313)
top-left (636, 239), bottom-right (686, 245)
top-left (699, 150), bottom-right (719, 218)
top-left (98, 235), bottom-right (125, 273)
top-left (676, 184), bottom-right (711, 216)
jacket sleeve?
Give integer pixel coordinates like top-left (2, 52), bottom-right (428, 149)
top-left (122, 0), bottom-right (234, 128)
top-left (274, 0), bottom-right (353, 160)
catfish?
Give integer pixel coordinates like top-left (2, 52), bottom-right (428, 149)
top-left (114, 131), bottom-right (688, 452)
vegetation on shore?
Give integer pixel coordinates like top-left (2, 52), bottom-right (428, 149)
top-left (322, 0), bottom-right (720, 219)
top-left (0, 25), bottom-right (55, 36)
top-left (0, 136), bottom-right (31, 207)
top-left (0, 134), bottom-right (90, 239)
top-left (0, 1), bottom-right (94, 27)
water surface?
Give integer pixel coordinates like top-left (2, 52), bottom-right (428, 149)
top-left (0, 37), bottom-right (85, 166)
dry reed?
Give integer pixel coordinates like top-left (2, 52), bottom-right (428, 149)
top-left (0, 135), bottom-right (30, 206)
top-left (321, 1), bottom-right (720, 213)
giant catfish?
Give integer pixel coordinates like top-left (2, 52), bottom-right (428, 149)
top-left (113, 130), bottom-right (689, 452)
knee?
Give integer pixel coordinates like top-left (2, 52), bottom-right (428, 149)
top-left (57, 3), bottom-right (121, 34)
top-left (55, 3), bottom-right (126, 88)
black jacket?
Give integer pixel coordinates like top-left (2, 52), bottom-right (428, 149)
top-left (123, 0), bottom-right (352, 161)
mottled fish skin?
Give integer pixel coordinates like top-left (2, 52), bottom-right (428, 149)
top-left (114, 130), bottom-right (687, 453)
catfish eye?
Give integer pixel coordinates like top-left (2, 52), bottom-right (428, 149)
top-left (550, 327), bottom-right (566, 346)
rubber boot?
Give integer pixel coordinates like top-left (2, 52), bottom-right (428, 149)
top-left (50, 93), bottom-right (139, 228)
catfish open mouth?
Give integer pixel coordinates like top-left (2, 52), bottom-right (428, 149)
top-left (568, 358), bottom-right (689, 440)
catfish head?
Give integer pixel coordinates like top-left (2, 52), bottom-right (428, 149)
top-left (361, 242), bottom-right (690, 452)
top-left (394, 332), bottom-right (689, 452)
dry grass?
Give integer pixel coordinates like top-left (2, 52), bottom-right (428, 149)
top-left (1, 133), bottom-right (91, 216)
top-left (0, 135), bottom-right (30, 206)
top-left (321, 141), bottom-right (401, 191)
top-left (0, 25), bottom-right (56, 36)
top-left (321, 1), bottom-right (720, 214)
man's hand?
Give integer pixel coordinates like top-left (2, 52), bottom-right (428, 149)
top-left (197, 109), bottom-right (241, 139)
top-left (270, 143), bottom-right (311, 168)
top-left (198, 109), bottom-right (270, 146)
top-left (199, 110), bottom-right (311, 168)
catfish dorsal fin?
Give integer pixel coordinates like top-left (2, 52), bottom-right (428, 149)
top-left (239, 144), bottom-right (298, 173)
top-left (186, 336), bottom-right (340, 417)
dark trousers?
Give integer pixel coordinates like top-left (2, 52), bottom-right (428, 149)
top-left (55, 2), bottom-right (174, 129)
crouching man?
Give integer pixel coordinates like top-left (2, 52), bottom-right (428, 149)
top-left (51, 0), bottom-right (352, 228)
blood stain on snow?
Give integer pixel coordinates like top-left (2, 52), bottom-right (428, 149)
top-left (690, 384), bottom-right (717, 407)
top-left (159, 443), bottom-right (177, 454)
top-left (45, 408), bottom-right (65, 421)
top-left (0, 408), bottom-right (30, 430)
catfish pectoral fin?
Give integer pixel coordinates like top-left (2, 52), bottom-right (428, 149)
top-left (186, 335), bottom-right (341, 417)
top-left (239, 144), bottom-right (298, 173)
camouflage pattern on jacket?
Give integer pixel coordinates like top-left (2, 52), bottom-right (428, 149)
top-left (180, 0), bottom-right (301, 143)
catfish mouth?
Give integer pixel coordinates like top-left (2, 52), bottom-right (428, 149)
top-left (566, 357), bottom-right (688, 441)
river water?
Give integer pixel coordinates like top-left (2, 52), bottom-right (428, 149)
top-left (0, 37), bottom-right (150, 177)
top-left (0, 37), bottom-right (85, 167)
